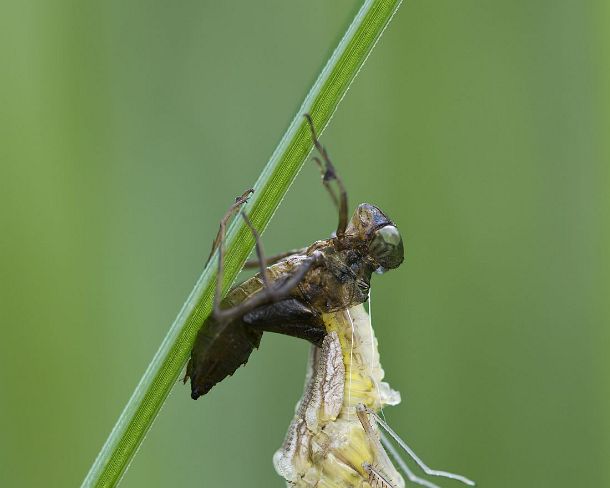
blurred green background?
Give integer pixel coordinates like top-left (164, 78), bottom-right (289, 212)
top-left (1, 1), bottom-right (608, 486)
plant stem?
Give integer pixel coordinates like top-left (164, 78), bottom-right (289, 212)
top-left (81, 1), bottom-right (403, 486)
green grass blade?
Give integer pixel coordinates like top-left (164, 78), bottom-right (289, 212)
top-left (81, 0), bottom-right (403, 486)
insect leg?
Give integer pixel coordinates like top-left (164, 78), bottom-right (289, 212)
top-left (213, 249), bottom-right (323, 324)
top-left (184, 189), bottom-right (253, 389)
top-left (207, 188), bottom-right (254, 264)
top-left (304, 113), bottom-right (348, 239)
top-left (210, 189), bottom-right (254, 314)
top-left (356, 404), bottom-right (443, 488)
top-left (379, 433), bottom-right (444, 488)
top-left (240, 208), bottom-right (321, 302)
top-left (212, 210), bottom-right (324, 323)
top-left (241, 211), bottom-right (271, 288)
top-left (363, 405), bottom-right (476, 486)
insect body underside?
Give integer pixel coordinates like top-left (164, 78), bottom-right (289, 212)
top-left (273, 303), bottom-right (404, 488)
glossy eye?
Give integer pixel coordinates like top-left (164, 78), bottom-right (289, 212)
top-left (369, 225), bottom-right (404, 271)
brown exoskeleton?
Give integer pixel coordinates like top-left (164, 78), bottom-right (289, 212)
top-left (185, 115), bottom-right (404, 399)
top-left (184, 116), bottom-right (474, 487)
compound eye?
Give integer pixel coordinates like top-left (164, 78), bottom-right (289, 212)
top-left (369, 225), bottom-right (404, 271)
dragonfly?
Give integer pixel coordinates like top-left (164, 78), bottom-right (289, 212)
top-left (184, 115), bottom-right (474, 487)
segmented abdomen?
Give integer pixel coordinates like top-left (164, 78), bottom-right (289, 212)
top-left (273, 304), bottom-right (403, 487)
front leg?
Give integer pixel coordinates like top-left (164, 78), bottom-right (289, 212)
top-left (213, 209), bottom-right (324, 324)
top-left (305, 113), bottom-right (349, 240)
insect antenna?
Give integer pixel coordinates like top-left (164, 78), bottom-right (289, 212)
top-left (364, 406), bottom-right (475, 486)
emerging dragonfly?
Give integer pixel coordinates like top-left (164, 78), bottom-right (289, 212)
top-left (185, 115), bottom-right (474, 487)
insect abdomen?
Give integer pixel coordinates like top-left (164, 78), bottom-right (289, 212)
top-left (273, 304), bottom-right (403, 487)
top-left (186, 275), bottom-right (266, 398)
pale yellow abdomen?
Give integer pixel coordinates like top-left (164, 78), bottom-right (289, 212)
top-left (274, 304), bottom-right (403, 487)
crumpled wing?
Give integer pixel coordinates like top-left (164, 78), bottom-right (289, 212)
top-left (274, 304), bottom-right (403, 488)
